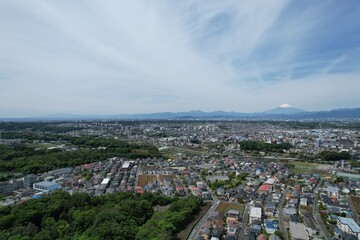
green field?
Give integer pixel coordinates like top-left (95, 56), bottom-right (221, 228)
top-left (215, 202), bottom-right (244, 215)
top-left (162, 146), bottom-right (207, 159)
top-left (287, 160), bottom-right (331, 176)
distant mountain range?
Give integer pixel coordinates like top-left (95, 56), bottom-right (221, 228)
top-left (263, 105), bottom-right (305, 115)
top-left (1, 106), bottom-right (360, 121)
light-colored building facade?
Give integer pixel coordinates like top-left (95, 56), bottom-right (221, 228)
top-left (249, 207), bottom-right (262, 223)
top-left (33, 181), bottom-right (60, 192)
top-left (337, 217), bottom-right (360, 239)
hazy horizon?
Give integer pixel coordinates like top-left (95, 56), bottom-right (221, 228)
top-left (1, 105), bottom-right (360, 120)
top-left (1, 1), bottom-right (360, 117)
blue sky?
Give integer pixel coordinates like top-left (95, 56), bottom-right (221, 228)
top-left (0, 0), bottom-right (359, 117)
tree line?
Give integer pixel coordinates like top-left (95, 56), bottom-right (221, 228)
top-left (0, 137), bottom-right (162, 178)
top-left (0, 191), bottom-right (202, 240)
top-left (136, 196), bottom-right (203, 239)
top-left (240, 140), bottom-right (292, 153)
top-left (317, 151), bottom-right (350, 161)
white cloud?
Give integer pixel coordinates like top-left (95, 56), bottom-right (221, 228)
top-left (0, 0), bottom-right (359, 116)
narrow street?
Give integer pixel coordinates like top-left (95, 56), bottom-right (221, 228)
top-left (187, 200), bottom-right (220, 240)
top-left (188, 177), bottom-right (220, 240)
top-left (347, 195), bottom-right (360, 223)
top-left (312, 182), bottom-right (331, 240)
top-left (239, 203), bottom-right (249, 239)
top-left (278, 187), bottom-right (289, 240)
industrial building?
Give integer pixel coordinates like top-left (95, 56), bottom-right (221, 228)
top-left (249, 207), bottom-right (262, 223)
top-left (33, 181), bottom-right (60, 192)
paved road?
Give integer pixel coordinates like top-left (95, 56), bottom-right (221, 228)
top-left (312, 182), bottom-right (331, 240)
top-left (188, 175), bottom-right (219, 240)
top-left (278, 187), bottom-right (289, 240)
top-left (239, 202), bottom-right (249, 239)
top-left (187, 200), bottom-right (219, 240)
top-left (347, 195), bottom-right (360, 224)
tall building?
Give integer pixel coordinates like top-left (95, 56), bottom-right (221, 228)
top-left (23, 174), bottom-right (37, 188)
top-left (0, 179), bottom-right (24, 195)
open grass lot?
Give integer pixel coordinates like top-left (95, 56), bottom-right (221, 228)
top-left (350, 196), bottom-right (360, 221)
top-left (215, 202), bottom-right (244, 215)
top-left (163, 146), bottom-right (207, 159)
top-left (300, 205), bottom-right (312, 214)
top-left (177, 202), bottom-right (212, 240)
top-left (287, 160), bottom-right (331, 176)
top-left (153, 204), bottom-right (170, 212)
top-left (137, 175), bottom-right (157, 187)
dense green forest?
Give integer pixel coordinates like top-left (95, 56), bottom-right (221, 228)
top-left (0, 137), bottom-right (162, 176)
top-left (0, 122), bottom-right (82, 133)
top-left (317, 151), bottom-right (351, 161)
top-left (240, 140), bottom-right (292, 153)
top-left (0, 191), bottom-right (202, 240)
top-left (136, 197), bottom-right (203, 239)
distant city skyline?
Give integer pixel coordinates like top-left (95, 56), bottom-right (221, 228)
top-left (1, 1), bottom-right (360, 117)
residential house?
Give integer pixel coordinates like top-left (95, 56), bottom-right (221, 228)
top-left (265, 220), bottom-right (279, 234)
top-left (300, 197), bottom-right (308, 206)
top-left (337, 217), bottom-right (360, 239)
top-left (326, 185), bottom-right (339, 198)
top-left (264, 201), bottom-right (276, 217)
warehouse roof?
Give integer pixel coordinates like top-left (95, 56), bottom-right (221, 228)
top-left (33, 181), bottom-right (59, 187)
top-left (250, 207), bottom-right (262, 218)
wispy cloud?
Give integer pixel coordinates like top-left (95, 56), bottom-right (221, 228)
top-left (0, 0), bottom-right (359, 116)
